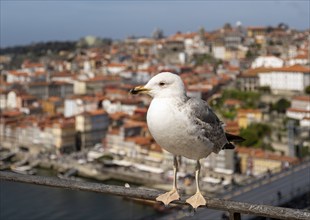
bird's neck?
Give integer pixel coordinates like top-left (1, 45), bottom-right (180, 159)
top-left (153, 92), bottom-right (188, 101)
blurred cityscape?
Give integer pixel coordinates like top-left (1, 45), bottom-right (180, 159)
top-left (0, 23), bottom-right (310, 218)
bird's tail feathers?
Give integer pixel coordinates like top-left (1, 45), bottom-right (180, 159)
top-left (222, 133), bottom-right (245, 150)
top-left (225, 132), bottom-right (245, 143)
top-left (222, 142), bottom-right (236, 150)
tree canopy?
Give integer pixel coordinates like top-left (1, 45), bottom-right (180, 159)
top-left (239, 123), bottom-right (273, 150)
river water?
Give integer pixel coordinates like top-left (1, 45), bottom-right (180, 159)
top-left (0, 169), bottom-right (166, 220)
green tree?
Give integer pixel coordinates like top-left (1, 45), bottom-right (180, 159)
top-left (239, 123), bottom-right (272, 149)
top-left (221, 89), bottom-right (260, 108)
top-left (239, 129), bottom-right (259, 147)
top-left (272, 98), bottom-right (291, 114)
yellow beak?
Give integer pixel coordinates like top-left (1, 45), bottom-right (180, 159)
top-left (129, 86), bottom-right (150, 95)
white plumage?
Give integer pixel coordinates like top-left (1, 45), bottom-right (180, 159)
top-left (130, 72), bottom-right (243, 209)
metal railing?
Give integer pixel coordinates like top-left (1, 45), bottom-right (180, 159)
top-left (1, 171), bottom-right (309, 220)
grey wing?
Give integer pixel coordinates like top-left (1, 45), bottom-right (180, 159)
top-left (186, 98), bottom-right (228, 153)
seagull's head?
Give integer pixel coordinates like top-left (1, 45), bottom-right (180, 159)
top-left (130, 72), bottom-right (186, 98)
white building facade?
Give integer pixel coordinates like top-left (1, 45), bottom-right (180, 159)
top-left (251, 56), bottom-right (284, 69)
top-left (258, 66), bottom-right (310, 92)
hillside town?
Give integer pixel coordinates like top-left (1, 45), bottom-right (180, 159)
top-left (0, 23), bottom-right (309, 194)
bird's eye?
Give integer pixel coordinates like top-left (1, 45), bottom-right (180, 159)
top-left (159, 82), bottom-right (165, 86)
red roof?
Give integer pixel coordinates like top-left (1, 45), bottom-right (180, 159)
top-left (292, 95), bottom-right (310, 102)
top-left (236, 147), bottom-right (299, 163)
top-left (287, 108), bottom-right (310, 113)
top-left (242, 65), bottom-right (310, 77)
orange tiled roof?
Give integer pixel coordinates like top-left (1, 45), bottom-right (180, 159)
top-left (224, 99), bottom-right (243, 106)
top-left (88, 109), bottom-right (107, 116)
top-left (287, 108), bottom-right (310, 113)
top-left (125, 136), bottom-right (152, 146)
top-left (123, 120), bottom-right (146, 128)
top-left (7, 70), bottom-right (29, 77)
top-left (293, 95), bottom-right (310, 102)
top-left (107, 62), bottom-right (127, 68)
top-left (293, 54), bottom-right (309, 59)
top-left (109, 112), bottom-right (129, 120)
top-left (236, 147), bottom-right (298, 163)
top-left (242, 65), bottom-right (310, 77)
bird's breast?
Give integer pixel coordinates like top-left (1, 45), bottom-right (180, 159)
top-left (146, 98), bottom-right (212, 160)
top-left (147, 99), bottom-right (181, 136)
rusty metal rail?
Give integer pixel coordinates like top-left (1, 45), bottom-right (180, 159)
top-left (1, 171), bottom-right (310, 220)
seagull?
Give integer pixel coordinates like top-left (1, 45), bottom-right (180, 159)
top-left (130, 72), bottom-right (244, 209)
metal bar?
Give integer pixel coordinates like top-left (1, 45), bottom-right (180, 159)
top-left (229, 212), bottom-right (241, 220)
top-left (1, 171), bottom-right (310, 220)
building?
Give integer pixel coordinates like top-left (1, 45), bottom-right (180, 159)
top-left (236, 147), bottom-right (298, 176)
top-left (287, 54), bottom-right (309, 66)
top-left (75, 110), bottom-right (109, 150)
top-left (247, 26), bottom-right (267, 44)
top-left (251, 55), bottom-right (284, 69)
top-left (52, 118), bottom-right (76, 154)
top-left (5, 71), bottom-right (31, 84)
top-left (0, 89), bottom-right (7, 110)
top-left (237, 109), bottom-right (263, 128)
top-left (104, 63), bottom-right (127, 75)
top-left (286, 95), bottom-right (310, 120)
top-left (237, 69), bottom-right (260, 91)
top-left (64, 96), bottom-right (100, 118)
top-left (27, 82), bottom-right (73, 99)
top-left (42, 97), bottom-right (64, 115)
top-left (73, 76), bottom-right (120, 95)
top-left (102, 98), bottom-right (141, 115)
top-left (258, 65), bottom-right (310, 93)
top-left (204, 150), bottom-right (235, 174)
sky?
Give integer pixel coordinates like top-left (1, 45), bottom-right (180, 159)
top-left (1, 1), bottom-right (309, 47)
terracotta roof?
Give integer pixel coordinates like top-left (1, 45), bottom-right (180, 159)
top-left (276, 65), bottom-right (310, 73)
top-left (224, 120), bottom-right (240, 135)
top-left (109, 112), bottom-right (129, 120)
top-left (107, 63), bottom-right (127, 68)
top-left (123, 120), bottom-right (146, 128)
top-left (88, 109), bottom-right (107, 116)
top-left (236, 147), bottom-right (299, 163)
top-left (125, 136), bottom-right (152, 146)
top-left (22, 61), bottom-right (44, 68)
top-left (292, 95), bottom-right (310, 102)
top-left (240, 68), bottom-right (270, 77)
top-left (134, 107), bottom-right (148, 114)
top-left (224, 99), bottom-right (243, 106)
top-left (2, 110), bottom-right (24, 117)
top-left (47, 96), bottom-right (62, 102)
top-left (243, 65), bottom-right (310, 77)
top-left (287, 108), bottom-right (310, 113)
top-left (7, 71), bottom-right (29, 77)
top-left (169, 32), bottom-right (197, 40)
top-left (19, 94), bottom-right (37, 100)
top-left (52, 72), bottom-right (74, 77)
top-left (292, 54), bottom-right (309, 59)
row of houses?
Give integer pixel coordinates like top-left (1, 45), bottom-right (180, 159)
top-left (0, 24), bottom-right (308, 177)
top-left (0, 109), bottom-right (109, 153)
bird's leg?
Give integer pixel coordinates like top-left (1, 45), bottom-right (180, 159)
top-left (156, 156), bottom-right (180, 206)
top-left (186, 160), bottom-right (206, 209)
